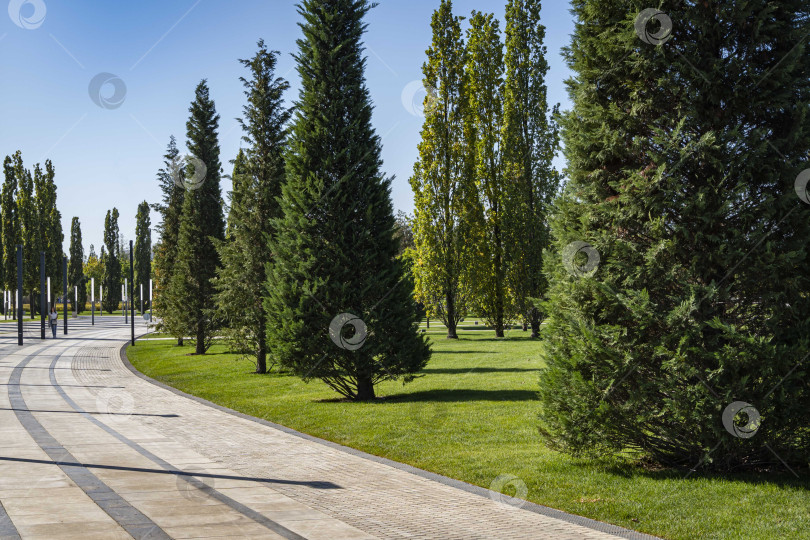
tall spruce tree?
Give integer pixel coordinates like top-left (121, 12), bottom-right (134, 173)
top-left (151, 136), bottom-right (185, 344)
top-left (502, 0), bottom-right (560, 338)
top-left (68, 217), bottom-right (86, 312)
top-left (410, 0), bottom-right (479, 339)
top-left (101, 208), bottom-right (121, 313)
top-left (265, 0), bottom-right (430, 400)
top-left (164, 80), bottom-right (225, 354)
top-left (214, 40), bottom-right (291, 373)
top-left (466, 10), bottom-right (513, 337)
top-left (539, 0), bottom-right (810, 470)
top-left (134, 201), bottom-right (151, 313)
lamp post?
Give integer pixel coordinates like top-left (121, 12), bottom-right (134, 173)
top-left (91, 278), bottom-right (95, 325)
top-left (40, 252), bottom-right (45, 340)
top-left (17, 246), bottom-right (23, 345)
top-left (149, 279), bottom-right (153, 323)
top-left (130, 240), bottom-right (135, 346)
top-left (62, 256), bottom-right (67, 335)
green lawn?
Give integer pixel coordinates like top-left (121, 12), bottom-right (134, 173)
top-left (127, 321), bottom-right (809, 540)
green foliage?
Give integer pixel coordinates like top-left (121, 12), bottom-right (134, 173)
top-left (502, 0), bottom-right (560, 337)
top-left (1, 156), bottom-right (19, 294)
top-left (151, 136), bottom-right (184, 342)
top-left (539, 0), bottom-right (810, 470)
top-left (134, 201), bottom-right (151, 312)
top-left (265, 0), bottom-right (430, 400)
top-left (410, 0), bottom-right (480, 339)
top-left (164, 80), bottom-right (225, 354)
top-left (213, 40), bottom-right (291, 373)
top-left (101, 208), bottom-right (121, 313)
top-left (68, 217), bottom-right (86, 312)
top-left (83, 244), bottom-right (102, 306)
top-left (465, 10), bottom-right (515, 337)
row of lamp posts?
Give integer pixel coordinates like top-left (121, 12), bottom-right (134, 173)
top-left (6, 241), bottom-right (148, 346)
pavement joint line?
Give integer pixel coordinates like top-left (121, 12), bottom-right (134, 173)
top-left (7, 345), bottom-right (171, 539)
top-left (120, 343), bottom-right (662, 540)
top-left (50, 340), bottom-right (309, 540)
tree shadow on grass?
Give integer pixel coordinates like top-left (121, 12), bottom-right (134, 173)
top-left (420, 367), bottom-right (539, 374)
top-left (382, 388), bottom-right (539, 403)
top-left (565, 454), bottom-right (810, 489)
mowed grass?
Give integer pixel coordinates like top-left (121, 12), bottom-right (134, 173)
top-left (128, 321), bottom-right (809, 540)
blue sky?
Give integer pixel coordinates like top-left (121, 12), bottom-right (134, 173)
top-left (0, 0), bottom-right (575, 253)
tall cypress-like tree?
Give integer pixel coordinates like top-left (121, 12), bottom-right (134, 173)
top-left (214, 41), bottom-right (290, 374)
top-left (14, 153), bottom-right (36, 317)
top-left (151, 136), bottom-right (185, 344)
top-left (410, 0), bottom-right (479, 339)
top-left (539, 0), bottom-right (810, 470)
top-left (502, 0), bottom-right (559, 338)
top-left (35, 160), bottom-right (63, 302)
top-left (1, 157), bottom-right (19, 302)
top-left (265, 0), bottom-right (430, 400)
top-left (134, 201), bottom-right (151, 313)
top-left (466, 10), bottom-right (513, 337)
top-left (101, 208), bottom-right (121, 313)
top-left (68, 217), bottom-right (86, 312)
top-left (164, 80), bottom-right (225, 354)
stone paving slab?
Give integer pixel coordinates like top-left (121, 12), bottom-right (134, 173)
top-left (0, 317), bottom-right (659, 539)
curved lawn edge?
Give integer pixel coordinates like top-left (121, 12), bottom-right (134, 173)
top-left (120, 342), bottom-right (660, 540)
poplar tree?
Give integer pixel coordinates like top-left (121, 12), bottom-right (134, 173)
top-left (164, 80), bottom-right (225, 354)
top-left (68, 217), bottom-right (86, 312)
top-left (102, 208), bottom-right (121, 313)
top-left (214, 40), bottom-right (291, 373)
top-left (410, 0), bottom-right (478, 339)
top-left (14, 153), bottom-right (36, 317)
top-left (502, 0), bottom-right (559, 338)
top-left (265, 0), bottom-right (430, 400)
top-left (539, 0), bottom-right (810, 469)
top-left (466, 10), bottom-right (513, 337)
top-left (1, 157), bottom-right (19, 299)
top-left (152, 136), bottom-right (185, 344)
top-left (134, 201), bottom-right (151, 313)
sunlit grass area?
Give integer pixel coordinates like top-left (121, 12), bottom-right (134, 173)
top-left (128, 320), bottom-right (809, 540)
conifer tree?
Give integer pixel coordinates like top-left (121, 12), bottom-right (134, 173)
top-left (164, 80), bottom-right (225, 354)
top-left (68, 217), bottom-right (86, 312)
top-left (539, 0), bottom-right (810, 470)
top-left (410, 0), bottom-right (479, 339)
top-left (214, 41), bottom-right (290, 373)
top-left (265, 0), bottom-right (430, 400)
top-left (134, 201), bottom-right (151, 313)
top-left (502, 0), bottom-right (559, 338)
top-left (152, 136), bottom-right (185, 344)
top-left (101, 208), bottom-right (121, 313)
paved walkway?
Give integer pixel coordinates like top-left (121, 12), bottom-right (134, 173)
top-left (0, 317), bottom-right (656, 539)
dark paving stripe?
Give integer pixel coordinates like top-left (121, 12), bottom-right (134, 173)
top-left (8, 350), bottom-right (170, 540)
top-left (0, 500), bottom-right (21, 540)
top-left (48, 353), bottom-right (308, 540)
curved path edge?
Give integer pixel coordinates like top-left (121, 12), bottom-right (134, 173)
top-left (120, 341), bottom-right (661, 540)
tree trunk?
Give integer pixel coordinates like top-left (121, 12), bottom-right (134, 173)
top-left (356, 374), bottom-right (375, 401)
top-left (195, 324), bottom-right (205, 355)
top-left (494, 224), bottom-right (505, 338)
top-left (256, 314), bottom-right (267, 374)
top-left (529, 307), bottom-right (540, 338)
top-left (445, 289), bottom-right (458, 339)
top-left (177, 337), bottom-right (184, 346)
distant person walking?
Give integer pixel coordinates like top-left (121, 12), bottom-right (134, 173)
top-left (49, 307), bottom-right (58, 338)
